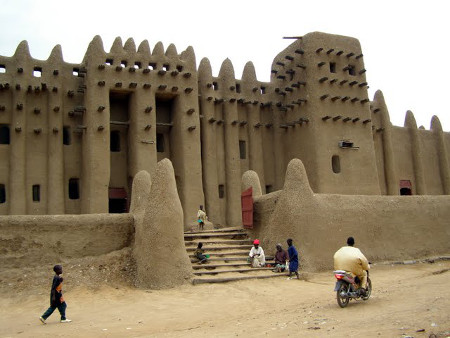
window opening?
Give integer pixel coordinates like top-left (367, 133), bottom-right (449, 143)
top-left (218, 184), bottom-right (225, 199)
top-left (176, 65), bottom-right (183, 72)
top-left (239, 140), bottom-right (246, 159)
top-left (0, 125), bottom-right (10, 144)
top-left (134, 62), bottom-right (141, 69)
top-left (72, 68), bottom-right (79, 76)
top-left (156, 133), bottom-right (165, 152)
top-left (330, 62), bottom-right (336, 73)
top-left (110, 131), bottom-right (121, 152)
top-left (236, 83), bottom-right (241, 93)
top-left (68, 178), bottom-right (80, 199)
top-left (63, 126), bottom-right (71, 145)
top-left (338, 140), bottom-right (354, 148)
top-left (0, 65), bottom-right (5, 73)
top-left (162, 64), bottom-right (169, 71)
top-left (213, 82), bottom-right (219, 90)
top-left (120, 60), bottom-right (127, 68)
top-left (33, 67), bottom-right (42, 77)
top-left (0, 184), bottom-right (5, 203)
top-left (105, 59), bottom-right (113, 66)
top-left (148, 63), bottom-right (156, 70)
top-left (260, 87), bottom-right (266, 94)
top-left (332, 155), bottom-right (341, 173)
top-left (32, 185), bottom-right (40, 202)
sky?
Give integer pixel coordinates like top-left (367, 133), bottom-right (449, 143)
top-left (1, 0), bottom-right (449, 131)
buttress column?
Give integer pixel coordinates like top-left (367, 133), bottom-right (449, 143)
top-left (374, 90), bottom-right (398, 195)
top-left (431, 116), bottom-right (450, 194)
top-left (198, 58), bottom-right (222, 224)
top-left (405, 111), bottom-right (426, 195)
top-left (46, 45), bottom-right (65, 214)
top-left (80, 36), bottom-right (110, 213)
top-left (9, 41), bottom-right (29, 214)
top-left (219, 59), bottom-right (242, 226)
top-left (242, 62), bottom-right (265, 191)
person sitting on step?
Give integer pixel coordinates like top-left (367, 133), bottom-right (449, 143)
top-left (273, 243), bottom-right (289, 272)
top-left (249, 239), bottom-right (266, 268)
top-left (194, 242), bottom-right (208, 264)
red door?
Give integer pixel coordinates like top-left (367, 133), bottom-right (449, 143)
top-left (241, 187), bottom-right (253, 229)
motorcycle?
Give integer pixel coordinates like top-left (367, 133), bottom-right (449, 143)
top-left (333, 270), bottom-right (372, 308)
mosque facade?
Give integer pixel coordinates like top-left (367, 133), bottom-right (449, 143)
top-left (0, 32), bottom-right (448, 226)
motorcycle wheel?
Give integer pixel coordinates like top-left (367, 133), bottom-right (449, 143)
top-left (362, 277), bottom-right (372, 301)
top-left (337, 283), bottom-right (350, 308)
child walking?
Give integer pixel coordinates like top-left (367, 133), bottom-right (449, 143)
top-left (197, 205), bottom-right (207, 231)
top-left (39, 265), bottom-right (72, 324)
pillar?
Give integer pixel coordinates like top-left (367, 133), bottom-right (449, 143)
top-left (8, 41), bottom-right (29, 214)
top-left (198, 58), bottom-right (222, 225)
top-left (374, 90), bottom-right (398, 195)
top-left (47, 45), bottom-right (65, 214)
top-left (219, 59), bottom-right (242, 226)
top-left (242, 62), bottom-right (266, 192)
top-left (405, 111), bottom-right (426, 195)
top-left (431, 116), bottom-right (450, 194)
top-left (81, 36), bottom-right (109, 213)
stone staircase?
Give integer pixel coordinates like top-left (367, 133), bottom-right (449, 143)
top-left (184, 227), bottom-right (284, 285)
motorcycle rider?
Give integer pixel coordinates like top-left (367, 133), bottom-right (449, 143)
top-left (333, 237), bottom-right (370, 295)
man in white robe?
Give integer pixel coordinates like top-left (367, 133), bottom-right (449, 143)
top-left (249, 239), bottom-right (265, 267)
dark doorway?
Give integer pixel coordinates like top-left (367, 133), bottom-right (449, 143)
top-left (400, 188), bottom-right (412, 195)
top-left (109, 198), bottom-right (128, 213)
top-left (109, 92), bottom-right (130, 213)
top-left (68, 178), bottom-right (80, 199)
top-left (109, 187), bottom-right (128, 213)
top-left (155, 95), bottom-right (174, 162)
top-left (399, 180), bottom-right (412, 195)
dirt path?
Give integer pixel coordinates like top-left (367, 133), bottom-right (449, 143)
top-left (1, 260), bottom-right (449, 337)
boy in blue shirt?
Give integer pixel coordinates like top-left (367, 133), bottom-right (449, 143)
top-left (39, 265), bottom-right (72, 324)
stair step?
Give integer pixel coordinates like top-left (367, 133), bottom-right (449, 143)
top-left (184, 239), bottom-right (252, 246)
top-left (192, 274), bottom-right (284, 285)
top-left (192, 263), bottom-right (251, 269)
top-left (184, 233), bottom-right (248, 239)
top-left (186, 227), bottom-right (244, 235)
top-left (189, 251), bottom-right (248, 260)
top-left (194, 267), bottom-right (272, 275)
top-left (186, 245), bottom-right (251, 252)
top-left (190, 256), bottom-right (275, 262)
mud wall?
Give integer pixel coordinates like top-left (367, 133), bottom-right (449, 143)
top-left (0, 213), bottom-right (134, 268)
top-left (371, 92), bottom-right (450, 196)
top-left (249, 159), bottom-right (450, 271)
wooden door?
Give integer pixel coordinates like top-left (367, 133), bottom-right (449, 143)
top-left (241, 187), bottom-right (253, 229)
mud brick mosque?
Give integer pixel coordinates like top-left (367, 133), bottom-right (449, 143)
top-left (0, 32), bottom-right (449, 226)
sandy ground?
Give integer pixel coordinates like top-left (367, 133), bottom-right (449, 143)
top-left (0, 260), bottom-right (449, 338)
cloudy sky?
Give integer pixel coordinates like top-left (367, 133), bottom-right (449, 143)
top-left (1, 0), bottom-right (448, 131)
